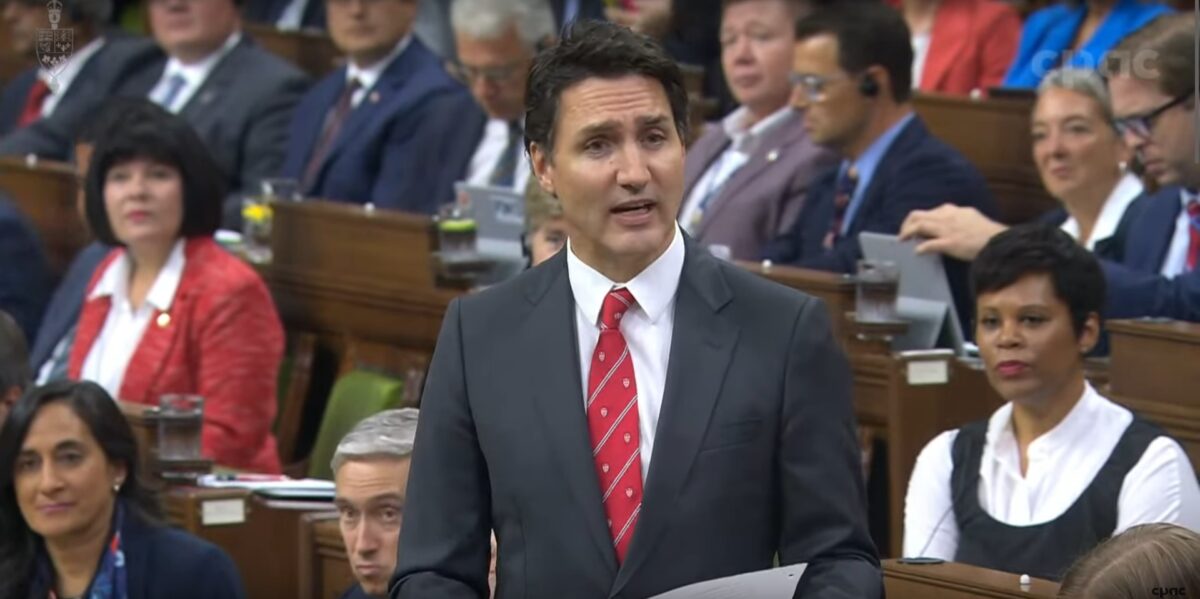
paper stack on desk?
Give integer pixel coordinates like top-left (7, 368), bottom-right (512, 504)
top-left (649, 563), bottom-right (807, 598)
top-left (196, 474), bottom-right (335, 500)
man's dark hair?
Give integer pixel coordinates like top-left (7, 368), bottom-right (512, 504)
top-left (84, 101), bottom-right (225, 246)
top-left (524, 19), bottom-right (689, 156)
top-left (971, 223), bottom-right (1106, 337)
top-left (794, 2), bottom-right (913, 103)
top-left (0, 310), bottom-right (30, 395)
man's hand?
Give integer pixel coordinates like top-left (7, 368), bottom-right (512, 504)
top-left (605, 0), bottom-right (672, 39)
top-left (899, 204), bottom-right (1007, 261)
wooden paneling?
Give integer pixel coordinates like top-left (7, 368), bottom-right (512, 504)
top-left (0, 24), bottom-right (32, 86)
top-left (299, 512), bottom-right (354, 599)
top-left (0, 157), bottom-right (86, 280)
top-left (245, 24), bottom-right (342, 79)
top-left (885, 560), bottom-right (1059, 598)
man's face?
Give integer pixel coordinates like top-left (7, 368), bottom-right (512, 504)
top-left (334, 458), bottom-right (410, 596)
top-left (326, 0), bottom-right (415, 67)
top-left (148, 0), bottom-right (240, 61)
top-left (454, 25), bottom-right (534, 122)
top-left (720, 0), bottom-right (796, 117)
top-left (530, 75), bottom-right (685, 277)
top-left (2, 0), bottom-right (50, 58)
top-left (1109, 74), bottom-right (1199, 189)
top-left (791, 34), bottom-right (870, 153)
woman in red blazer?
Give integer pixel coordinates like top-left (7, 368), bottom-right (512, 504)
top-left (67, 101), bottom-right (283, 474)
top-left (899, 0), bottom-right (1022, 96)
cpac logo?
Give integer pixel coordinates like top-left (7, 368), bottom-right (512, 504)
top-left (1151, 588), bottom-right (1187, 598)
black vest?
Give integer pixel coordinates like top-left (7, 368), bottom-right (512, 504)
top-left (950, 416), bottom-right (1164, 581)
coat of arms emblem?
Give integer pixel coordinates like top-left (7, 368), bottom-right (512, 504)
top-left (36, 0), bottom-right (74, 83)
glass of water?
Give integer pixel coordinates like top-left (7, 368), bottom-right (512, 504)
top-left (157, 394), bottom-right (204, 461)
top-left (241, 178), bottom-right (301, 263)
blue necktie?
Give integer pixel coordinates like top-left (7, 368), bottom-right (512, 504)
top-left (156, 73), bottom-right (187, 112)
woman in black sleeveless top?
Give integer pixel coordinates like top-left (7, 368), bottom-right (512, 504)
top-left (902, 224), bottom-right (1200, 581)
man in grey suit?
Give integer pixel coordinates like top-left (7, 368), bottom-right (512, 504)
top-left (681, 0), bottom-right (836, 261)
top-left (392, 19), bottom-right (880, 599)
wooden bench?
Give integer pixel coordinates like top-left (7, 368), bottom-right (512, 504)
top-left (0, 156), bottom-right (86, 280)
top-left (885, 559), bottom-right (1060, 598)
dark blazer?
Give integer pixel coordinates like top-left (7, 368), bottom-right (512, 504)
top-left (280, 38), bottom-right (473, 215)
top-left (682, 109), bottom-right (838, 260)
top-left (28, 242), bottom-right (109, 371)
top-left (0, 36), bottom-right (163, 159)
top-left (435, 106), bottom-right (488, 206)
top-left (1038, 206), bottom-right (1134, 263)
top-left (763, 116), bottom-right (995, 326)
top-left (118, 35), bottom-right (310, 226)
top-left (1100, 186), bottom-right (1200, 322)
top-left (392, 235), bottom-right (881, 598)
top-left (0, 194), bottom-right (51, 343)
top-left (338, 583), bottom-right (373, 599)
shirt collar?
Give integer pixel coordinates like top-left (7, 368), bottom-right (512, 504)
top-left (39, 37), bottom-right (106, 93)
top-left (842, 111), bottom-right (915, 192)
top-left (987, 381), bottom-right (1102, 460)
top-left (721, 105), bottom-right (794, 153)
top-left (346, 35), bottom-right (412, 92)
top-left (1182, 188), bottom-right (1199, 207)
top-left (163, 31), bottom-right (242, 90)
top-left (1060, 173), bottom-right (1144, 250)
top-left (566, 224), bottom-right (686, 327)
top-left (89, 239), bottom-right (188, 312)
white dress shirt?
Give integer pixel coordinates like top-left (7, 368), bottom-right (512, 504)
top-left (465, 117), bottom-right (532, 192)
top-left (38, 37), bottom-right (106, 117)
top-left (910, 33), bottom-right (931, 90)
top-left (81, 240), bottom-right (187, 399)
top-left (148, 32), bottom-right (242, 114)
top-left (678, 105), bottom-right (794, 232)
top-left (903, 382), bottom-right (1200, 559)
top-left (566, 225), bottom-right (686, 482)
top-left (345, 35), bottom-right (412, 109)
top-left (1059, 173), bottom-right (1144, 251)
top-left (1161, 188), bottom-right (1199, 277)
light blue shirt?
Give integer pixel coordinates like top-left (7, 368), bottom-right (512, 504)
top-left (563, 0), bottom-right (581, 23)
top-left (838, 112), bottom-right (916, 234)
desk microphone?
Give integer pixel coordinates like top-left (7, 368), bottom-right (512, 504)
top-left (895, 504), bottom-right (954, 565)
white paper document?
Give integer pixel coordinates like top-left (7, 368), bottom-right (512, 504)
top-left (649, 563), bottom-right (807, 598)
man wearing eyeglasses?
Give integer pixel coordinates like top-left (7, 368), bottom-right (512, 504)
top-left (278, 0), bottom-right (474, 214)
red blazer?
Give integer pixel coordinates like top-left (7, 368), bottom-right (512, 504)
top-left (69, 237), bottom-right (284, 473)
top-left (919, 0), bottom-right (1021, 96)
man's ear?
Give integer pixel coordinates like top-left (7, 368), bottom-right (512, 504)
top-left (529, 142), bottom-right (557, 197)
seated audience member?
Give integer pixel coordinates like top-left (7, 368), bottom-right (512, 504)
top-left (0, 0), bottom-right (160, 158)
top-left (0, 380), bottom-right (246, 598)
top-left (903, 15), bottom-right (1200, 322)
top-left (67, 109), bottom-right (285, 474)
top-left (900, 0), bottom-right (1020, 96)
top-left (1058, 523), bottom-right (1200, 599)
top-left (29, 100), bottom-right (162, 385)
top-left (763, 2), bottom-right (995, 321)
top-left (680, 0), bottom-right (836, 261)
top-left (1002, 0), bottom-right (1171, 89)
top-left (116, 0), bottom-right (308, 227)
top-left (0, 192), bottom-right (51, 342)
top-left (0, 310), bottom-right (31, 424)
top-left (903, 223), bottom-right (1200, 581)
top-left (331, 408), bottom-right (419, 599)
top-left (279, 0), bottom-right (471, 216)
top-left (523, 181), bottom-right (570, 266)
top-left (441, 0), bottom-right (553, 200)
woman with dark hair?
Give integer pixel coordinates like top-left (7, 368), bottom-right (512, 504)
top-left (66, 107), bottom-right (284, 473)
top-left (0, 380), bottom-right (245, 599)
top-left (902, 223), bottom-right (1200, 581)
top-left (1058, 523), bottom-right (1200, 598)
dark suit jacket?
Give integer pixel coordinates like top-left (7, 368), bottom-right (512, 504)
top-left (118, 35), bottom-right (310, 227)
top-left (339, 583), bottom-right (373, 599)
top-left (0, 36), bottom-right (163, 159)
top-left (436, 106), bottom-right (488, 204)
top-left (682, 109), bottom-right (838, 260)
top-left (0, 195), bottom-right (51, 343)
top-left (1099, 186), bottom-right (1200, 322)
top-left (392, 236), bottom-right (881, 599)
top-left (763, 116), bottom-right (995, 326)
top-left (281, 38), bottom-right (472, 215)
top-left (28, 241), bottom-right (108, 371)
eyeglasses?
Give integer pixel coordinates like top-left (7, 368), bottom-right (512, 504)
top-left (447, 59), bottom-right (527, 85)
top-left (1114, 91), bottom-right (1195, 140)
top-left (789, 72), bottom-right (850, 103)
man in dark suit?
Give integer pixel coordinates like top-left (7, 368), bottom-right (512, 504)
top-left (0, 0), bottom-right (160, 158)
top-left (278, 0), bottom-right (470, 216)
top-left (0, 194), bottom-right (50, 343)
top-left (392, 20), bottom-right (880, 599)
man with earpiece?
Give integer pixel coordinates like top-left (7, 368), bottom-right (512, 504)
top-left (762, 2), bottom-right (996, 326)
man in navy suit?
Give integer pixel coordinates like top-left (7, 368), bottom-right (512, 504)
top-left (763, 3), bottom-right (995, 321)
top-left (279, 0), bottom-right (472, 215)
top-left (900, 14), bottom-right (1200, 322)
top-left (0, 194), bottom-right (50, 344)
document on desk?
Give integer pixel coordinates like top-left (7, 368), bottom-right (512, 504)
top-left (649, 563), bottom-right (807, 598)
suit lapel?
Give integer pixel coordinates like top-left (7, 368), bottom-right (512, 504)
top-left (921, 0), bottom-right (970, 90)
top-left (612, 240), bottom-right (738, 595)
top-left (522, 252), bottom-right (620, 577)
top-left (120, 289), bottom-right (189, 403)
top-left (696, 112), bottom-right (801, 238)
top-left (178, 39), bottom-right (247, 125)
top-left (847, 117), bottom-right (922, 236)
top-left (682, 128), bottom-right (731, 200)
top-left (1142, 188), bottom-right (1182, 271)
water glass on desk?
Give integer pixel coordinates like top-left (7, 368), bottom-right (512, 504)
top-left (855, 259), bottom-right (899, 323)
top-left (158, 394), bottom-right (204, 461)
top-left (241, 178), bottom-right (301, 264)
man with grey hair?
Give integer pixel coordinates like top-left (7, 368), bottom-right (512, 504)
top-left (438, 0), bottom-right (556, 199)
top-left (332, 408), bottom-right (419, 599)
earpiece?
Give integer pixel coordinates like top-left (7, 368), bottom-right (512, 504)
top-left (859, 75), bottom-right (879, 98)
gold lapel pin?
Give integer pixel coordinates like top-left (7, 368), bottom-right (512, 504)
top-left (767, 149), bottom-right (780, 162)
top-left (156, 312), bottom-right (172, 328)
top-left (369, 91), bottom-right (381, 104)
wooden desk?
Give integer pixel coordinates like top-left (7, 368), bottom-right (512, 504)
top-left (885, 560), bottom-right (1060, 598)
top-left (299, 512), bottom-right (355, 599)
top-left (0, 156), bottom-right (86, 279)
top-left (913, 93), bottom-right (1056, 225)
top-left (245, 24), bottom-right (341, 79)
